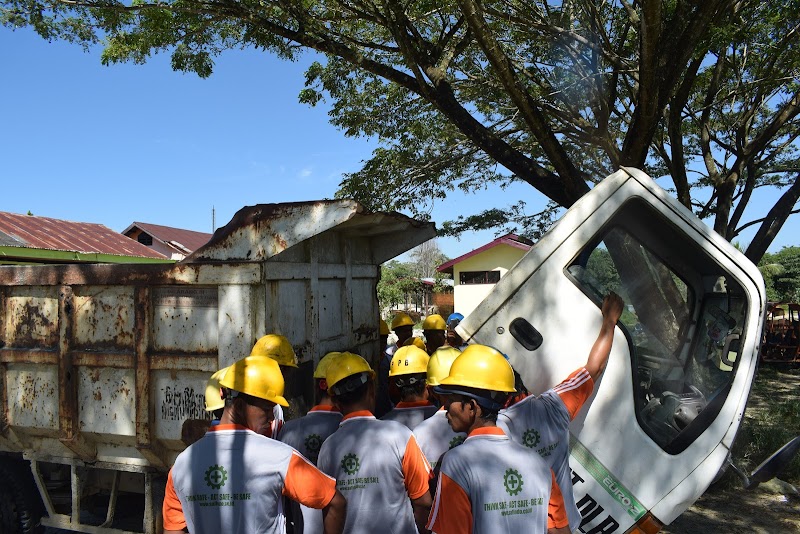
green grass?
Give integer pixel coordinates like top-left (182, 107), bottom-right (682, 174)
top-left (726, 365), bottom-right (800, 486)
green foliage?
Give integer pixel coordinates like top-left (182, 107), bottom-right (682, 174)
top-left (377, 260), bottom-right (424, 312)
top-left (3, 0), bottom-right (799, 259)
top-left (759, 247), bottom-right (800, 302)
top-left (377, 240), bottom-right (451, 313)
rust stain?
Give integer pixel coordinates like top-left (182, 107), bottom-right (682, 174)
top-left (93, 390), bottom-right (102, 401)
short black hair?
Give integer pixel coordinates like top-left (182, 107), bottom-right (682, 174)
top-left (392, 373), bottom-right (427, 399)
top-left (331, 374), bottom-right (371, 405)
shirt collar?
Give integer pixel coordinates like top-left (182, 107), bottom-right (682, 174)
top-left (467, 426), bottom-right (506, 438)
top-left (309, 404), bottom-right (341, 413)
top-left (207, 423), bottom-right (250, 432)
top-left (395, 400), bottom-right (436, 409)
top-left (342, 410), bottom-right (375, 422)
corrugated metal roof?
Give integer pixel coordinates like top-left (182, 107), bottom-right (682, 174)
top-left (0, 211), bottom-right (168, 259)
top-left (123, 222), bottom-right (212, 253)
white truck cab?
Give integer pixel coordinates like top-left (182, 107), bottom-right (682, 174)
top-left (458, 167), bottom-right (771, 532)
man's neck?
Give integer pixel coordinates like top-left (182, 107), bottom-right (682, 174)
top-left (401, 392), bottom-right (427, 403)
top-left (339, 401), bottom-right (374, 417)
top-left (466, 418), bottom-right (496, 435)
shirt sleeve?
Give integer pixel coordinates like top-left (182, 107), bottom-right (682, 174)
top-left (162, 469), bottom-right (187, 531)
top-left (282, 451), bottom-right (337, 509)
top-left (552, 367), bottom-right (595, 419)
top-left (547, 470), bottom-right (569, 529)
top-left (427, 472), bottom-right (472, 534)
top-left (402, 434), bottom-right (433, 500)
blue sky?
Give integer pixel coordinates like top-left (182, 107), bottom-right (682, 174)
top-left (1, 27), bottom-right (797, 262)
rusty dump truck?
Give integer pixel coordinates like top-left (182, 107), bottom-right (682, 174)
top-left (1, 169), bottom-right (796, 534)
top-left (0, 200), bottom-right (434, 533)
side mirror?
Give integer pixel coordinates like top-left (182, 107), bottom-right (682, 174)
top-left (728, 435), bottom-right (800, 490)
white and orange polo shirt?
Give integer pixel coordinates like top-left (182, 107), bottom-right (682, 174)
top-left (317, 410), bottom-right (432, 533)
top-left (427, 426), bottom-right (551, 534)
top-left (498, 367), bottom-right (595, 530)
top-left (163, 424), bottom-right (336, 533)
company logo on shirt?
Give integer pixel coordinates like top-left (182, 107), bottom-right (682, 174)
top-left (522, 428), bottom-right (541, 448)
top-left (503, 468), bottom-right (523, 496)
top-left (449, 435), bottom-right (466, 449)
top-left (305, 433), bottom-right (323, 457)
top-left (341, 453), bottom-right (361, 475)
top-left (204, 465), bottom-right (228, 489)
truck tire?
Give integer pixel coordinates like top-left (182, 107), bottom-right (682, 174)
top-left (0, 460), bottom-right (44, 534)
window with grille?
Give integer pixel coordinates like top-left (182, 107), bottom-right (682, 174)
top-left (459, 270), bottom-right (501, 285)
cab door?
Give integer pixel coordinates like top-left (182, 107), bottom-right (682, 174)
top-left (459, 167), bottom-right (767, 531)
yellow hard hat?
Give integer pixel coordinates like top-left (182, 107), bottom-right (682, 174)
top-left (439, 344), bottom-right (516, 393)
top-left (250, 334), bottom-right (298, 368)
top-left (379, 319), bottom-right (390, 336)
top-left (219, 355), bottom-right (289, 407)
top-left (314, 351), bottom-right (342, 379)
top-left (422, 314), bottom-right (446, 331)
top-left (326, 352), bottom-right (375, 395)
top-left (205, 367), bottom-right (229, 412)
top-left (391, 312), bottom-right (415, 330)
top-left (390, 346), bottom-right (430, 377)
top-left (426, 346), bottom-right (462, 386)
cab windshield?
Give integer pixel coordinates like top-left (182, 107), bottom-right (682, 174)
top-left (567, 210), bottom-right (747, 454)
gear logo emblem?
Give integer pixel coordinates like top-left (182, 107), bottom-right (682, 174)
top-left (448, 435), bottom-right (466, 449)
top-left (341, 453), bottom-right (360, 475)
top-left (204, 465), bottom-right (228, 490)
top-left (522, 428), bottom-right (541, 448)
top-left (503, 468), bottom-right (523, 496)
top-left (305, 433), bottom-right (323, 456)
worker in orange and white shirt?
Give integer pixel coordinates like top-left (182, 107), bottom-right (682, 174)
top-left (413, 346), bottom-right (465, 472)
top-left (499, 292), bottom-right (624, 533)
top-left (250, 334), bottom-right (299, 438)
top-left (162, 355), bottom-right (346, 534)
top-left (381, 345), bottom-right (438, 429)
top-left (428, 345), bottom-right (552, 533)
top-left (317, 352), bottom-right (433, 533)
top-left (280, 351), bottom-right (345, 533)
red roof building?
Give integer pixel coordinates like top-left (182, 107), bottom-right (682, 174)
top-left (0, 211), bottom-right (171, 265)
top-left (122, 222), bottom-right (212, 260)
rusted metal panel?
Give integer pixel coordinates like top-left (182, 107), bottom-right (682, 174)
top-left (72, 352), bottom-right (134, 368)
top-left (4, 287), bottom-right (59, 349)
top-left (58, 285), bottom-right (97, 460)
top-left (152, 369), bottom-right (210, 447)
top-left (77, 367), bottom-right (135, 436)
top-left (149, 355), bottom-right (217, 372)
top-left (72, 286), bottom-right (135, 351)
top-left (186, 201), bottom-right (361, 262)
top-left (6, 363), bottom-right (59, 430)
top-left (0, 348), bottom-right (58, 365)
top-left (0, 262), bottom-right (261, 287)
top-left (152, 287), bottom-right (218, 353)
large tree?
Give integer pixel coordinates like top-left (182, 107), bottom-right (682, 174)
top-left (3, 0), bottom-right (798, 262)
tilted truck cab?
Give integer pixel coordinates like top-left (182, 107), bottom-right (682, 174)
top-left (457, 167), bottom-right (769, 532)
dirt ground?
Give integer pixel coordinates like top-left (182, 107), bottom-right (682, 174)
top-left (662, 366), bottom-right (800, 534)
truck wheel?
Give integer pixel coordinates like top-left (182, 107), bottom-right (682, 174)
top-left (0, 460), bottom-right (44, 534)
